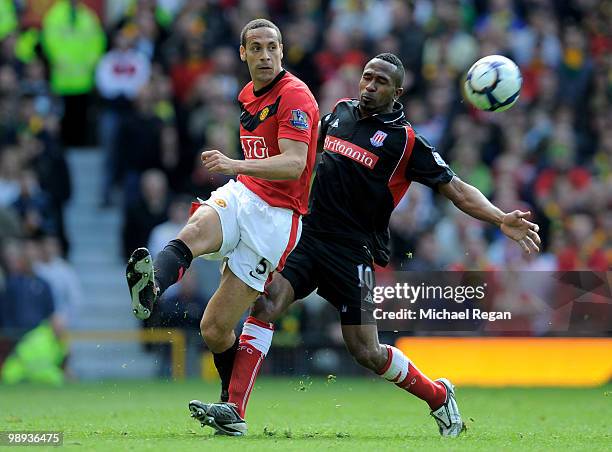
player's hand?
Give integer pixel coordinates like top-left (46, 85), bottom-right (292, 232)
top-left (201, 150), bottom-right (239, 176)
top-left (500, 210), bottom-right (541, 254)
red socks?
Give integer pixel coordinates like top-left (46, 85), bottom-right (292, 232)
top-left (377, 345), bottom-right (447, 410)
top-left (228, 316), bottom-right (274, 417)
top-left (227, 331), bottom-right (445, 416)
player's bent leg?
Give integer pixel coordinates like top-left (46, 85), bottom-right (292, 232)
top-left (208, 261), bottom-right (308, 424)
top-left (219, 268), bottom-right (300, 422)
top-left (206, 273), bottom-right (297, 415)
top-left (341, 323), bottom-right (465, 437)
top-left (126, 205), bottom-right (223, 320)
top-left (218, 272), bottom-right (296, 412)
top-left (191, 265), bottom-right (260, 436)
top-left (341, 324), bottom-right (388, 372)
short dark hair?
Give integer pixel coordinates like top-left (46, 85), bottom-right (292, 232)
top-left (240, 19), bottom-right (282, 47)
top-left (373, 53), bottom-right (405, 88)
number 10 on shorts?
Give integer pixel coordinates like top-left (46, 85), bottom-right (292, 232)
top-left (357, 264), bottom-right (374, 289)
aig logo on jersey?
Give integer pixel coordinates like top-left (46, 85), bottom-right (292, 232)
top-left (241, 136), bottom-right (269, 159)
top-left (370, 130), bottom-right (388, 147)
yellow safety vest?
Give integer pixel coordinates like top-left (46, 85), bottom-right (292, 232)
top-left (41, 0), bottom-right (106, 95)
top-left (0, 0), bottom-right (18, 40)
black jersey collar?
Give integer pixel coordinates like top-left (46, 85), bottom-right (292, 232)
top-left (253, 70), bottom-right (287, 97)
top-left (356, 100), bottom-right (405, 124)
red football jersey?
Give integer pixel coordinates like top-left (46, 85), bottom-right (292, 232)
top-left (236, 70), bottom-right (319, 215)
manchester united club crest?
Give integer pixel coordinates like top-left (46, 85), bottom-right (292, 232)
top-left (370, 130), bottom-right (387, 147)
top-left (259, 107), bottom-right (270, 121)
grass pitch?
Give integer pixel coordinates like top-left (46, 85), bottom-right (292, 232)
top-left (1, 378), bottom-right (610, 451)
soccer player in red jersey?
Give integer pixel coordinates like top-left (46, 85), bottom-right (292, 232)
top-left (125, 19), bottom-right (319, 436)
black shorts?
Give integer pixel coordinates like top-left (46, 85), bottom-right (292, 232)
top-left (280, 230), bottom-right (376, 325)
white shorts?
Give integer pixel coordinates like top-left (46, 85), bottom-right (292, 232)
top-left (201, 180), bottom-right (302, 292)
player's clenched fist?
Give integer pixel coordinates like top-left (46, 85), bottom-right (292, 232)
top-left (201, 150), bottom-right (239, 176)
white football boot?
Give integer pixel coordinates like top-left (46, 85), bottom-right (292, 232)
top-left (430, 378), bottom-right (466, 437)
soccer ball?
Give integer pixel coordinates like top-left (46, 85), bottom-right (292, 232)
top-left (463, 55), bottom-right (522, 112)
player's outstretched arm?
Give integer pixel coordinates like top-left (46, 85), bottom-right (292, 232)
top-left (439, 177), bottom-right (541, 254)
top-left (201, 138), bottom-right (307, 180)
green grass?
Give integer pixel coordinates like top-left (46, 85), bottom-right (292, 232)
top-left (0, 378), bottom-right (610, 451)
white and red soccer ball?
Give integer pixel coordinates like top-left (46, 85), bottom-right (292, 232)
top-left (464, 55), bottom-right (523, 112)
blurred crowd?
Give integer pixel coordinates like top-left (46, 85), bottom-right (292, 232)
top-left (0, 0), bottom-right (610, 372)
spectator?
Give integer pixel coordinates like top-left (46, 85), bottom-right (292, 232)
top-left (0, 1), bottom-right (18, 42)
top-left (32, 236), bottom-right (82, 331)
top-left (41, 0), bottom-right (106, 146)
top-left (314, 28), bottom-right (367, 86)
top-left (148, 194), bottom-right (192, 257)
top-left (557, 25), bottom-right (594, 111)
top-left (122, 168), bottom-right (170, 259)
top-left (96, 25), bottom-right (152, 207)
top-left (0, 238), bottom-right (67, 385)
top-left (116, 83), bottom-right (165, 203)
top-left (555, 214), bottom-right (609, 271)
top-left (19, 131), bottom-right (71, 253)
top-left (0, 239), bottom-right (55, 335)
top-left (169, 16), bottom-right (213, 104)
top-left (12, 169), bottom-right (57, 238)
top-left (449, 139), bottom-right (493, 197)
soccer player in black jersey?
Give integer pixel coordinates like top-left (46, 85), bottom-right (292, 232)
top-left (202, 53), bottom-right (541, 437)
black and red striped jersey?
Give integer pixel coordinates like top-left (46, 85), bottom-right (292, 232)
top-left (304, 98), bottom-right (455, 265)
